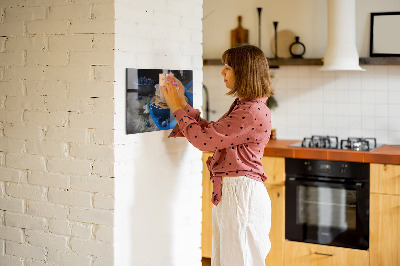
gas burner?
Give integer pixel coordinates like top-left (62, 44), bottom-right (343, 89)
top-left (301, 135), bottom-right (339, 149)
top-left (340, 137), bottom-right (377, 151)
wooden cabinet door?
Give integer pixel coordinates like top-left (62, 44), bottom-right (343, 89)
top-left (370, 193), bottom-right (400, 266)
top-left (370, 163), bottom-right (400, 195)
top-left (284, 241), bottom-right (369, 266)
top-left (262, 156), bottom-right (285, 186)
top-left (202, 152), bottom-right (213, 258)
top-left (264, 184), bottom-right (284, 266)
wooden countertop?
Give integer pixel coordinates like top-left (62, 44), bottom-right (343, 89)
top-left (263, 139), bottom-right (400, 165)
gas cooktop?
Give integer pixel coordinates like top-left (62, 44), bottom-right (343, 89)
top-left (289, 135), bottom-right (382, 151)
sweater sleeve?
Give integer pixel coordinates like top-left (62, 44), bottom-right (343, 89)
top-left (168, 104), bottom-right (211, 138)
top-left (172, 106), bottom-right (256, 152)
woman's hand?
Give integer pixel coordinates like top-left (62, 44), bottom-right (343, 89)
top-left (161, 76), bottom-right (187, 113)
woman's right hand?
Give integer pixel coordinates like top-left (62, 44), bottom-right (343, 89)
top-left (167, 76), bottom-right (187, 108)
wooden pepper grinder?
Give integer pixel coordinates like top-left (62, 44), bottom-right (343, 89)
top-left (231, 16), bottom-right (249, 48)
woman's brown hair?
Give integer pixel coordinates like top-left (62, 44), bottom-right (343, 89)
top-left (221, 44), bottom-right (273, 99)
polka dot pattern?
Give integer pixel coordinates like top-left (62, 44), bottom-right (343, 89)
top-left (168, 97), bottom-right (272, 206)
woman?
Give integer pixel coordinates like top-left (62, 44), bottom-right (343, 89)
top-left (162, 44), bottom-right (273, 266)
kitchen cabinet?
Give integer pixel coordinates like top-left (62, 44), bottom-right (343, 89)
top-left (284, 241), bottom-right (369, 266)
top-left (201, 153), bottom-right (286, 266)
top-left (202, 152), bottom-right (213, 258)
top-left (370, 163), bottom-right (400, 266)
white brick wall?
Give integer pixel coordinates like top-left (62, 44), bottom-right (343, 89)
top-left (0, 0), bottom-right (115, 265)
top-left (114, 0), bottom-right (203, 265)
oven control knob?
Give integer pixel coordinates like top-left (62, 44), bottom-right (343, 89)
top-left (340, 164), bottom-right (347, 174)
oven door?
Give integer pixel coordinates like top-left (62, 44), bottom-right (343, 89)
top-left (285, 177), bottom-right (369, 250)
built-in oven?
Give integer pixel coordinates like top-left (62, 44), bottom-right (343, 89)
top-left (285, 158), bottom-right (369, 250)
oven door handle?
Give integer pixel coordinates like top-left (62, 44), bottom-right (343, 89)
top-left (286, 177), bottom-right (364, 189)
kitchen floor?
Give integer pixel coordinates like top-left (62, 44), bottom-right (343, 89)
top-left (202, 257), bottom-right (211, 266)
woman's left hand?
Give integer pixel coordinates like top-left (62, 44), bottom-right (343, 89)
top-left (161, 76), bottom-right (186, 113)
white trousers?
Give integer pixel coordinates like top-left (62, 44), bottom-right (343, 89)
top-left (212, 176), bottom-right (271, 266)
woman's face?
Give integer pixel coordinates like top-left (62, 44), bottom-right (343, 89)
top-left (220, 64), bottom-right (235, 89)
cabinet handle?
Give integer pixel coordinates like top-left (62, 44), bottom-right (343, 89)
top-left (314, 252), bottom-right (335, 257)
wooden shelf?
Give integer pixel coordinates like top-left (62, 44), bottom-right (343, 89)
top-left (359, 57), bottom-right (400, 65)
top-left (203, 57), bottom-right (400, 67)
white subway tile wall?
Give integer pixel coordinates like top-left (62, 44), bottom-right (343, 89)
top-left (203, 65), bottom-right (400, 145)
top-left (0, 0), bottom-right (115, 265)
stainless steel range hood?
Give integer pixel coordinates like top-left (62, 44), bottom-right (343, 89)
top-left (320, 0), bottom-right (365, 71)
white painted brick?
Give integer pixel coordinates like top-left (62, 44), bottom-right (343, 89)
top-left (94, 225), bottom-right (112, 243)
top-left (28, 171), bottom-right (69, 189)
top-left (24, 111), bottom-right (68, 127)
top-left (3, 66), bottom-right (44, 81)
top-left (69, 81), bottom-right (114, 98)
top-left (0, 81), bottom-right (23, 96)
top-left (70, 237), bottom-right (113, 257)
top-left (70, 144), bottom-right (113, 161)
top-left (6, 153), bottom-right (46, 171)
top-left (4, 6), bottom-right (46, 22)
top-left (93, 194), bottom-right (113, 210)
top-left (46, 127), bottom-right (88, 144)
top-left (181, 42), bottom-right (202, 56)
top-left (82, 97), bottom-right (114, 114)
top-left (44, 66), bottom-right (91, 82)
top-left (71, 222), bottom-right (92, 239)
top-left (47, 250), bottom-right (91, 266)
top-left (69, 207), bottom-right (113, 226)
top-left (6, 183), bottom-right (46, 201)
top-left (48, 4), bottom-right (91, 20)
top-left (6, 241), bottom-right (46, 261)
top-left (0, 226), bottom-right (23, 243)
top-left (70, 175), bottom-right (113, 194)
top-left (0, 22), bottom-right (24, 36)
top-left (26, 141), bottom-right (67, 157)
top-left (25, 229), bottom-right (68, 251)
top-left (69, 19), bottom-right (114, 34)
top-left (48, 219), bottom-right (71, 236)
top-left (0, 37), bottom-right (5, 52)
top-left (49, 35), bottom-right (93, 52)
top-left (93, 252), bottom-right (113, 266)
top-left (43, 96), bottom-right (81, 112)
top-left (5, 36), bottom-right (47, 52)
top-left (0, 255), bottom-right (23, 266)
top-left (92, 34), bottom-right (114, 50)
top-left (69, 50), bottom-right (113, 66)
top-left (22, 0), bottom-right (69, 6)
top-left (92, 160), bottom-right (113, 177)
top-left (0, 152), bottom-right (5, 166)
top-left (0, 52), bottom-right (24, 66)
top-left (26, 51), bottom-right (68, 66)
top-left (25, 81), bottom-right (67, 98)
top-left (89, 128), bottom-right (113, 146)
top-left (4, 125), bottom-right (43, 141)
top-left (47, 158), bottom-right (92, 176)
top-left (0, 110), bottom-right (23, 124)
top-left (4, 96), bottom-right (46, 111)
top-left (0, 197), bottom-right (24, 212)
top-left (0, 138), bottom-right (25, 154)
top-left (48, 188), bottom-right (91, 208)
top-left (93, 65), bottom-right (114, 82)
top-left (27, 200), bottom-right (69, 219)
top-left (27, 20), bottom-right (69, 35)
top-left (5, 212), bottom-right (48, 231)
top-left (0, 181), bottom-right (4, 197)
top-left (92, 3), bottom-right (114, 20)
top-left (24, 259), bottom-right (48, 266)
top-left (69, 112), bottom-right (114, 129)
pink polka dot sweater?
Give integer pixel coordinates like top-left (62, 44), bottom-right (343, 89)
top-left (168, 97), bottom-right (272, 206)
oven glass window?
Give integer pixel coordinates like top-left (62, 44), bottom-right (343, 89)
top-left (297, 186), bottom-right (356, 230)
